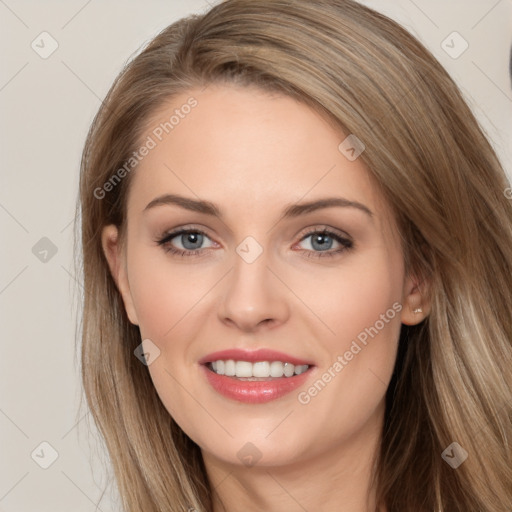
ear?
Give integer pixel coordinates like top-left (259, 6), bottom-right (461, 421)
top-left (401, 270), bottom-right (431, 326)
top-left (101, 224), bottom-right (139, 326)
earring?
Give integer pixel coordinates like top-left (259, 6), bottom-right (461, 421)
top-left (413, 307), bottom-right (423, 314)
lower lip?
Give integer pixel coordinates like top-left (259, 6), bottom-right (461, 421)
top-left (201, 364), bottom-right (314, 404)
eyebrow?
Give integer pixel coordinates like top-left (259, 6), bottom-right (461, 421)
top-left (143, 193), bottom-right (373, 219)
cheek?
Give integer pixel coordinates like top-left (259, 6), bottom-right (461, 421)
top-left (341, 259), bottom-right (402, 339)
top-left (301, 248), bottom-right (404, 420)
top-left (127, 247), bottom-right (211, 339)
top-left (126, 250), bottom-right (212, 429)
top-left (299, 247), bottom-right (404, 413)
top-left (303, 246), bottom-right (404, 350)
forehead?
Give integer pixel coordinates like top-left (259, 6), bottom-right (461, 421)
top-left (127, 84), bottom-right (387, 223)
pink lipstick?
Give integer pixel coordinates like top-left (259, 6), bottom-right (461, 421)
top-left (199, 348), bottom-right (315, 404)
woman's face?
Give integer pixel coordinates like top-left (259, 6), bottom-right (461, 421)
top-left (102, 84), bottom-right (425, 469)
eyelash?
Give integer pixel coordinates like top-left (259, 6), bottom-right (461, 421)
top-left (156, 226), bottom-right (354, 259)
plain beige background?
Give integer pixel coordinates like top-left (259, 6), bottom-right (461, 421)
top-left (1, 1), bottom-right (511, 511)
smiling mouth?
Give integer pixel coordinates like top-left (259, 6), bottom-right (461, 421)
top-left (205, 360), bottom-right (312, 380)
top-left (200, 358), bottom-right (315, 403)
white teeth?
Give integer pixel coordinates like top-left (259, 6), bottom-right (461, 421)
top-left (270, 361), bottom-right (284, 377)
top-left (283, 362), bottom-right (295, 377)
top-left (209, 359), bottom-right (310, 378)
top-left (235, 361), bottom-right (252, 377)
top-left (253, 361), bottom-right (270, 377)
top-left (294, 364), bottom-right (308, 375)
top-left (224, 360), bottom-right (236, 376)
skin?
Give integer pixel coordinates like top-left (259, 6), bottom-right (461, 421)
top-left (102, 84), bottom-right (430, 512)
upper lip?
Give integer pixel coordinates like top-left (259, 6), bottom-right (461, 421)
top-left (198, 348), bottom-right (314, 366)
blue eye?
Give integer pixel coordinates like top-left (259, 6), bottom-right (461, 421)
top-left (296, 229), bottom-right (353, 258)
top-left (156, 226), bottom-right (353, 259)
top-left (157, 229), bottom-right (214, 256)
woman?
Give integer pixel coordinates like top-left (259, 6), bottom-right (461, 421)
top-left (76, 0), bottom-right (512, 510)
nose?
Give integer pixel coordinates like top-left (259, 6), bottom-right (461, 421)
top-left (218, 247), bottom-right (290, 333)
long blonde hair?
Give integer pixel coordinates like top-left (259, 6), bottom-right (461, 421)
top-left (76, 1), bottom-right (512, 510)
